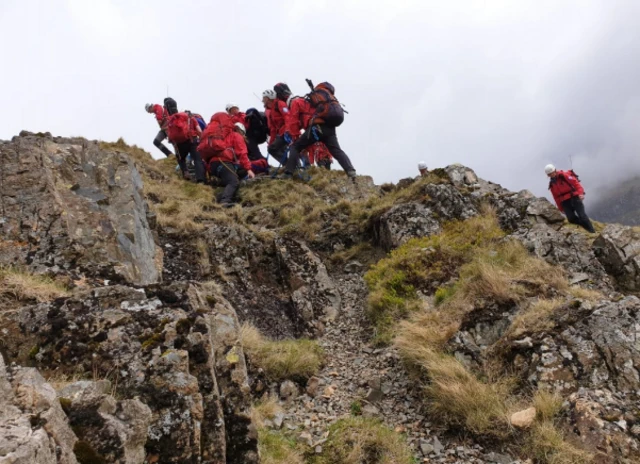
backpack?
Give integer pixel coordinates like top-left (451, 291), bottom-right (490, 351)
top-left (191, 113), bottom-right (206, 130)
top-left (166, 112), bottom-right (191, 143)
top-left (306, 82), bottom-right (344, 127)
top-left (197, 112), bottom-right (235, 161)
top-left (245, 108), bottom-right (269, 144)
top-left (164, 97), bottom-right (178, 115)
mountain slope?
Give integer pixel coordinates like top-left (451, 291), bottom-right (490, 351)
top-left (590, 175), bottom-right (640, 225)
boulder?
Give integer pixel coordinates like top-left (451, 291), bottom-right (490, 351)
top-left (444, 164), bottom-right (479, 187)
top-left (58, 380), bottom-right (151, 464)
top-left (593, 224), bottom-right (640, 291)
top-left (0, 356), bottom-right (78, 464)
top-left (6, 282), bottom-right (258, 464)
top-left (510, 407), bottom-right (536, 429)
top-left (0, 134), bottom-right (162, 285)
top-left (373, 203), bottom-right (441, 250)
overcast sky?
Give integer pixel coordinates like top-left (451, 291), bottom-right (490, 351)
top-left (2, 0), bottom-right (640, 200)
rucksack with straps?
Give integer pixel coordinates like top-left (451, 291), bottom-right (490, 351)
top-left (306, 82), bottom-right (344, 127)
top-left (197, 112), bottom-right (235, 162)
top-left (245, 108), bottom-right (269, 144)
top-left (191, 113), bottom-right (206, 130)
top-left (166, 112), bottom-right (191, 143)
top-left (164, 97), bottom-right (178, 115)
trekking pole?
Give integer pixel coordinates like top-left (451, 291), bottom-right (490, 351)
top-left (305, 79), bottom-right (314, 91)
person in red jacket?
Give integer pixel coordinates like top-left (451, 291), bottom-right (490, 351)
top-left (145, 103), bottom-right (173, 157)
top-left (208, 127), bottom-right (255, 207)
top-left (226, 103), bottom-right (246, 126)
top-left (165, 105), bottom-right (206, 183)
top-left (262, 89), bottom-right (288, 163)
top-left (546, 164), bottom-right (595, 233)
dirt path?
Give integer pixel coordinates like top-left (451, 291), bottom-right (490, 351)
top-left (278, 272), bottom-right (514, 463)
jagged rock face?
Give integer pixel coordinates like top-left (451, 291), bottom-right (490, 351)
top-left (594, 224), bottom-right (640, 291)
top-left (374, 203), bottom-right (442, 250)
top-left (503, 297), bottom-right (640, 394)
top-left (0, 132), bottom-right (162, 285)
top-left (513, 223), bottom-right (613, 289)
top-left (0, 357), bottom-right (78, 464)
top-left (5, 283), bottom-right (258, 464)
top-left (205, 223), bottom-right (342, 337)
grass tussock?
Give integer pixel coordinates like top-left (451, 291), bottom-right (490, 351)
top-left (394, 337), bottom-right (515, 437)
top-left (0, 267), bottom-right (69, 304)
top-left (533, 390), bottom-right (563, 423)
top-left (568, 286), bottom-right (603, 301)
top-left (251, 395), bottom-right (283, 429)
top-left (364, 212), bottom-right (505, 343)
top-left (527, 421), bottom-right (593, 464)
top-left (259, 430), bottom-right (305, 464)
top-left (310, 417), bottom-right (413, 464)
top-left (241, 324), bottom-right (324, 381)
top-left (507, 298), bottom-right (565, 339)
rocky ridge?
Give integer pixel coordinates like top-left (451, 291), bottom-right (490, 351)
top-left (0, 133), bottom-right (639, 463)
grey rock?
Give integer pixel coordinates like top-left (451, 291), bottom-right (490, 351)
top-left (0, 135), bottom-right (162, 284)
top-left (593, 224), bottom-right (640, 291)
top-left (373, 202), bottom-right (442, 250)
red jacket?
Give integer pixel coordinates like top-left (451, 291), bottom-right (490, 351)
top-left (267, 100), bottom-right (288, 143)
top-left (549, 170), bottom-right (585, 211)
top-left (152, 104), bottom-right (168, 129)
top-left (284, 96), bottom-right (313, 138)
top-left (207, 132), bottom-right (251, 171)
top-left (187, 116), bottom-right (202, 140)
top-left (231, 112), bottom-right (246, 126)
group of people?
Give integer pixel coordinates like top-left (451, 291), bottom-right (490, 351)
top-left (145, 80), bottom-right (357, 207)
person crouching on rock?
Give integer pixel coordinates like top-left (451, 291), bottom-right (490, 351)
top-left (234, 123), bottom-right (270, 175)
top-left (198, 113), bottom-right (255, 208)
top-left (545, 164), bottom-right (596, 233)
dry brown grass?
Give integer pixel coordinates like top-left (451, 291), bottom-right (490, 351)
top-left (0, 267), bottom-right (69, 304)
top-left (507, 298), bottom-right (565, 339)
top-left (240, 324), bottom-right (324, 381)
top-left (259, 430), bottom-right (305, 464)
top-left (527, 421), bottom-right (593, 464)
top-left (311, 417), bottom-right (414, 464)
top-left (394, 336), bottom-right (514, 437)
top-left (568, 286), bottom-right (603, 301)
top-left (251, 395), bottom-right (283, 429)
top-left (533, 390), bottom-right (563, 423)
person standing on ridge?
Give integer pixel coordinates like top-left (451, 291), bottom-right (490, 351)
top-left (545, 164), bottom-right (596, 233)
top-left (418, 161), bottom-right (428, 177)
top-left (145, 103), bottom-right (173, 157)
top-left (165, 102), bottom-right (206, 183)
top-left (262, 89), bottom-right (289, 164)
top-left (279, 81), bottom-right (356, 180)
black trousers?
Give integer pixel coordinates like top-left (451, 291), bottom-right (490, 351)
top-left (561, 196), bottom-right (595, 233)
top-left (153, 130), bottom-right (173, 157)
top-left (210, 161), bottom-right (239, 204)
top-left (175, 140), bottom-right (205, 182)
top-left (247, 137), bottom-right (266, 162)
top-left (267, 136), bottom-right (288, 164)
top-left (285, 125), bottom-right (355, 175)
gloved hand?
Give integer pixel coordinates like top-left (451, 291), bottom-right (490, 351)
top-left (284, 132), bottom-right (292, 144)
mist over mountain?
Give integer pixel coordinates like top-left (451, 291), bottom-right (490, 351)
top-left (589, 174), bottom-right (640, 225)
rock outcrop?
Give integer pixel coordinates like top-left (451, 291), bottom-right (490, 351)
top-left (5, 282), bottom-right (258, 464)
top-left (594, 224), bottom-right (640, 291)
top-left (0, 132), bottom-right (162, 285)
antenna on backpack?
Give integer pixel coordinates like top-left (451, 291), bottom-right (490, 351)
top-left (253, 92), bottom-right (261, 102)
top-left (569, 154), bottom-right (573, 169)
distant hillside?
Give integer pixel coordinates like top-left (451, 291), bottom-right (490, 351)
top-left (590, 176), bottom-right (640, 225)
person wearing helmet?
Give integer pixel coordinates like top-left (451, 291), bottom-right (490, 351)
top-left (145, 102), bottom-right (173, 157)
top-left (546, 164), bottom-right (595, 233)
top-left (262, 88), bottom-right (289, 164)
top-left (226, 103), bottom-right (246, 126)
top-left (234, 122), bottom-right (269, 174)
top-left (418, 161), bottom-right (428, 177)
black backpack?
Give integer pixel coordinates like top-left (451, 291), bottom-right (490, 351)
top-left (245, 108), bottom-right (269, 144)
top-left (164, 97), bottom-right (178, 115)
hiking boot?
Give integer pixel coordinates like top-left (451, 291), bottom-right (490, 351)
top-left (275, 172), bottom-right (294, 180)
top-left (219, 201), bottom-right (234, 209)
top-left (346, 170), bottom-right (357, 179)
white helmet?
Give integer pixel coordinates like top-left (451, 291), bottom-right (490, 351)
top-left (234, 122), bottom-right (246, 134)
top-left (544, 164), bottom-right (556, 175)
top-left (226, 103), bottom-right (239, 112)
top-left (145, 103), bottom-right (153, 112)
top-left (418, 161), bottom-right (428, 170)
top-left (262, 89), bottom-right (276, 99)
